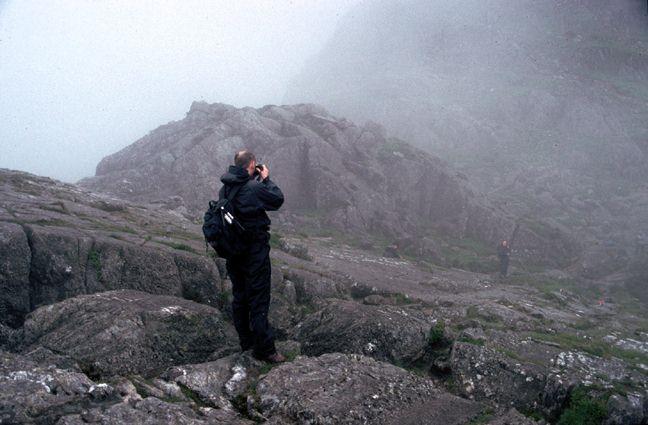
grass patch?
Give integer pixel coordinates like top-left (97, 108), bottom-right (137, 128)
top-left (469, 407), bottom-right (495, 424)
top-left (155, 239), bottom-right (197, 253)
top-left (529, 331), bottom-right (648, 366)
top-left (458, 336), bottom-right (485, 346)
top-left (88, 248), bottom-right (102, 281)
top-left (441, 242), bottom-right (498, 274)
top-left (38, 201), bottom-right (69, 214)
top-left (465, 305), bottom-right (505, 329)
top-left (177, 383), bottom-right (210, 408)
top-left (269, 232), bottom-right (283, 248)
top-left (392, 293), bottom-right (414, 305)
top-left (77, 215), bottom-right (138, 235)
top-left (508, 274), bottom-right (596, 305)
top-left (494, 346), bottom-right (524, 362)
top-left (557, 387), bottom-right (607, 425)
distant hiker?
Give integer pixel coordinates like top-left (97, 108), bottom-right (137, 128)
top-left (219, 150), bottom-right (285, 363)
top-left (497, 240), bottom-right (511, 278)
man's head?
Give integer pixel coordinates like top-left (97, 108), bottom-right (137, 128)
top-left (502, 240), bottom-right (508, 246)
top-left (234, 150), bottom-right (256, 176)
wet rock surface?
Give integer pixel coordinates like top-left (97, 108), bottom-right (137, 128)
top-left (0, 351), bottom-right (116, 424)
top-left (1, 168), bottom-right (646, 424)
top-left (22, 290), bottom-right (237, 378)
top-left (293, 300), bottom-right (434, 365)
top-left (56, 396), bottom-right (251, 425)
top-left (0, 169), bottom-right (222, 329)
top-left (255, 353), bottom-right (482, 424)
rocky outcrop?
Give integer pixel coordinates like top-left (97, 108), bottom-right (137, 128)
top-left (0, 169), bottom-right (222, 329)
top-left (57, 397), bottom-right (251, 425)
top-left (255, 353), bottom-right (483, 424)
top-left (77, 102), bottom-right (576, 265)
top-left (0, 351), bottom-right (116, 424)
top-left (450, 341), bottom-right (547, 409)
top-left (293, 300), bottom-right (435, 365)
top-left (23, 290), bottom-right (237, 377)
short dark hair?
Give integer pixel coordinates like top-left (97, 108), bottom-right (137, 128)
top-left (234, 150), bottom-right (256, 169)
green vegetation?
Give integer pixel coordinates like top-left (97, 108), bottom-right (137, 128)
top-left (392, 293), bottom-right (414, 305)
top-left (465, 305), bottom-right (505, 329)
top-left (468, 407), bottom-right (494, 424)
top-left (440, 237), bottom-right (498, 273)
top-left (494, 346), bottom-right (524, 362)
top-left (88, 248), bottom-right (102, 281)
top-left (269, 231), bottom-right (283, 248)
top-left (457, 336), bottom-right (485, 346)
top-left (428, 321), bottom-right (446, 346)
top-left (508, 274), bottom-right (597, 305)
top-left (557, 387), bottom-right (607, 425)
top-left (217, 289), bottom-right (231, 310)
top-left (528, 331), bottom-right (648, 366)
top-left (177, 383), bottom-right (209, 407)
top-left (38, 200), bottom-right (69, 214)
top-left (155, 239), bottom-right (197, 253)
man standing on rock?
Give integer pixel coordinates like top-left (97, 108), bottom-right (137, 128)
top-left (219, 150), bottom-right (285, 363)
top-left (497, 240), bottom-right (511, 278)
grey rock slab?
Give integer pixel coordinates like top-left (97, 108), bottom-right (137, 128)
top-left (57, 396), bottom-right (252, 424)
top-left (23, 290), bottom-right (237, 377)
top-left (293, 300), bottom-right (434, 364)
top-left (451, 342), bottom-right (547, 410)
top-left (256, 353), bottom-right (482, 424)
top-left (0, 350), bottom-right (116, 424)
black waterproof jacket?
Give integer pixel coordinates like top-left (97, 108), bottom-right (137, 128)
top-left (218, 165), bottom-right (284, 232)
top-left (497, 244), bottom-right (511, 258)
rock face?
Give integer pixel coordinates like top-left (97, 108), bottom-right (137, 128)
top-left (23, 290), bottom-right (237, 377)
top-left (293, 300), bottom-right (434, 365)
top-left (77, 102), bottom-right (577, 266)
top-left (255, 353), bottom-right (483, 424)
top-left (0, 169), bottom-right (222, 329)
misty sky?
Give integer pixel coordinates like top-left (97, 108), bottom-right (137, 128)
top-left (0, 0), bottom-right (357, 182)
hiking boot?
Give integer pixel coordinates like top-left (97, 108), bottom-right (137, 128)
top-left (262, 352), bottom-right (286, 364)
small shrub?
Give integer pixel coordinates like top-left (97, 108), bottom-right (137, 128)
top-left (428, 321), bottom-right (446, 346)
top-left (557, 387), bottom-right (607, 425)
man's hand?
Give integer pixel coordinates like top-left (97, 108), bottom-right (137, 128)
top-left (259, 164), bottom-right (269, 180)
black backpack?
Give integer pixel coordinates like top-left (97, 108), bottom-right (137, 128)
top-left (202, 184), bottom-right (248, 259)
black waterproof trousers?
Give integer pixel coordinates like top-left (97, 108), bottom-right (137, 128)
top-left (499, 255), bottom-right (509, 277)
top-left (226, 232), bottom-right (276, 358)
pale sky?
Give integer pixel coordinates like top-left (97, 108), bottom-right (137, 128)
top-left (0, 0), bottom-right (358, 182)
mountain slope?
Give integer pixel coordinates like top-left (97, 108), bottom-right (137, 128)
top-left (284, 0), bottom-right (648, 278)
top-left (78, 101), bottom-right (578, 267)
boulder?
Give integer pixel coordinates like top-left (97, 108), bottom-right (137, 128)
top-left (0, 351), bottom-right (116, 424)
top-left (162, 353), bottom-right (264, 411)
top-left (450, 342), bottom-right (547, 410)
top-left (293, 300), bottom-right (435, 365)
top-left (255, 353), bottom-right (482, 424)
top-left (23, 290), bottom-right (237, 377)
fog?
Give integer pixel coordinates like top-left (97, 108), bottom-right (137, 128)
top-left (0, 0), bottom-right (357, 182)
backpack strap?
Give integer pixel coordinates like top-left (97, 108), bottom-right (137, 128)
top-left (225, 183), bottom-right (244, 203)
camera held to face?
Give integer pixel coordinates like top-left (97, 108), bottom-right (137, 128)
top-left (253, 164), bottom-right (265, 178)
